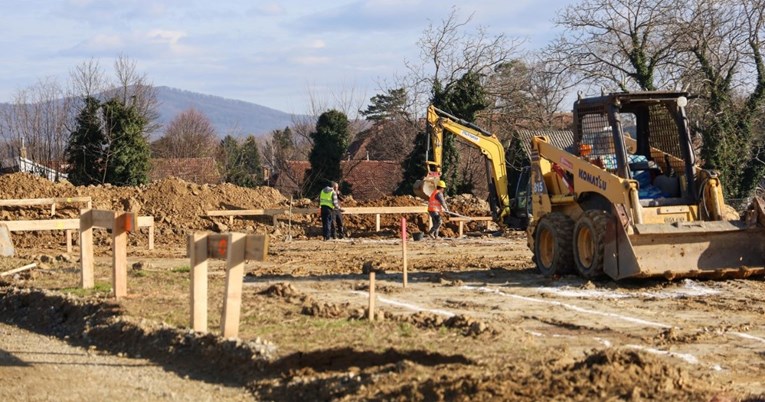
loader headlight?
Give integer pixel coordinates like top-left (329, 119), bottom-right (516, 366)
top-left (677, 96), bottom-right (688, 107)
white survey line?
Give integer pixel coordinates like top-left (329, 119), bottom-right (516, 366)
top-left (729, 332), bottom-right (765, 344)
top-left (464, 285), bottom-right (672, 329)
top-left (351, 291), bottom-right (456, 317)
top-left (625, 344), bottom-right (699, 365)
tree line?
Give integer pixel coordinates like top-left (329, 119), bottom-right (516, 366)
top-left (2, 0), bottom-right (765, 201)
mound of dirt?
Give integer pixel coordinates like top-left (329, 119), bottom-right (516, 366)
top-left (364, 348), bottom-right (720, 401)
top-left (0, 173), bottom-right (287, 247)
top-left (0, 287), bottom-right (275, 385)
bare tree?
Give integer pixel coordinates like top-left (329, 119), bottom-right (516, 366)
top-left (672, 0), bottom-right (765, 198)
top-left (108, 54), bottom-right (161, 136)
top-left (549, 0), bottom-right (681, 92)
top-left (0, 78), bottom-right (73, 174)
top-left (400, 7), bottom-right (521, 114)
top-left (152, 108), bottom-right (218, 158)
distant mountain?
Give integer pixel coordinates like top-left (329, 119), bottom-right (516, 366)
top-left (154, 86), bottom-right (299, 139)
top-left (0, 86), bottom-right (303, 141)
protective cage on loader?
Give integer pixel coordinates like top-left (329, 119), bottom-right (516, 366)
top-left (528, 91), bottom-right (765, 280)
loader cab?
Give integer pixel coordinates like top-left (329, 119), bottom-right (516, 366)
top-left (572, 92), bottom-right (697, 206)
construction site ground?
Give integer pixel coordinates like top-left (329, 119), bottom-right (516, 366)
top-left (1, 173), bottom-right (764, 401)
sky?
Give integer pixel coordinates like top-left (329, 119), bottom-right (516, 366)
top-left (0, 0), bottom-right (571, 115)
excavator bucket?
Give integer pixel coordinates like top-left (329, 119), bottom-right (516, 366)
top-left (603, 199), bottom-right (765, 280)
top-left (413, 176), bottom-right (438, 200)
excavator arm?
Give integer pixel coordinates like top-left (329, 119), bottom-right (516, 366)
top-left (415, 105), bottom-right (511, 221)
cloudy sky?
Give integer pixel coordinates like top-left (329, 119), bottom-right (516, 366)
top-left (0, 0), bottom-right (570, 114)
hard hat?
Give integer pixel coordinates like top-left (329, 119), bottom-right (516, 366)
top-left (437, 180), bottom-right (446, 188)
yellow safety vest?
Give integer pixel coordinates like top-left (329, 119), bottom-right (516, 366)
top-left (320, 189), bottom-right (335, 209)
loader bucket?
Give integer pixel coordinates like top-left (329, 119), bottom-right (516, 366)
top-left (414, 177), bottom-right (438, 200)
top-left (604, 218), bottom-right (765, 280)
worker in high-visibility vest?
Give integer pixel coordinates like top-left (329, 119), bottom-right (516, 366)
top-left (427, 180), bottom-right (450, 239)
top-left (319, 181), bottom-right (344, 240)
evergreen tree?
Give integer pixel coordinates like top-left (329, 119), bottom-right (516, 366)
top-left (218, 135), bottom-right (264, 188)
top-left (306, 110), bottom-right (351, 196)
top-left (360, 88), bottom-right (408, 121)
top-left (395, 131), bottom-right (429, 195)
top-left (102, 98), bottom-right (150, 186)
top-left (430, 72), bottom-right (488, 195)
top-left (236, 136), bottom-right (264, 188)
top-left (66, 96), bottom-right (105, 185)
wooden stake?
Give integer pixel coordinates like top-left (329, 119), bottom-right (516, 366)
top-left (65, 230), bottom-right (73, 254)
top-left (189, 232), bottom-right (208, 332)
top-left (287, 196), bottom-right (293, 241)
top-left (112, 212), bottom-right (128, 299)
top-left (0, 263), bottom-right (36, 277)
top-left (368, 271), bottom-right (376, 321)
top-left (401, 218), bottom-right (408, 288)
top-left (375, 214), bottom-right (381, 232)
top-left (79, 209), bottom-right (94, 289)
top-left (221, 233), bottom-right (246, 338)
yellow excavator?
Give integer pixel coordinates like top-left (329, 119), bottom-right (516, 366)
top-left (413, 105), bottom-right (521, 224)
top-left (528, 91), bottom-right (765, 280)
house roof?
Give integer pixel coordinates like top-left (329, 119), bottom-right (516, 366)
top-left (273, 159), bottom-right (402, 201)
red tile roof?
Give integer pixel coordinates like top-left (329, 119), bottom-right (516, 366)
top-left (273, 160), bottom-right (402, 201)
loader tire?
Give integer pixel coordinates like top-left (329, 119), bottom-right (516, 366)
top-left (573, 210), bottom-right (610, 279)
top-left (534, 212), bottom-right (575, 276)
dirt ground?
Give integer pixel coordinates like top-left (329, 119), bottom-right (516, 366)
top-left (1, 173), bottom-right (765, 401)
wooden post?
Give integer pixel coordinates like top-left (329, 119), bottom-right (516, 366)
top-left (50, 203), bottom-right (56, 217)
top-left (401, 218), bottom-right (408, 288)
top-left (368, 271), bottom-right (376, 322)
top-left (458, 221), bottom-right (464, 238)
top-left (79, 209), bottom-right (94, 289)
top-left (189, 233), bottom-right (209, 332)
top-left (221, 233), bottom-right (246, 338)
top-left (65, 230), bottom-right (73, 254)
top-left (375, 214), bottom-right (381, 232)
top-left (112, 212), bottom-right (128, 299)
top-left (148, 224), bottom-right (155, 250)
top-left (229, 216), bottom-right (234, 226)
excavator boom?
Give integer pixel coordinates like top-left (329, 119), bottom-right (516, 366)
top-left (414, 105), bottom-right (511, 221)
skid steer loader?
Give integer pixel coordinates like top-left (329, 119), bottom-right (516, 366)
top-left (529, 91), bottom-right (765, 280)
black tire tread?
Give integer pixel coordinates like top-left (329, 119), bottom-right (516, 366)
top-left (534, 212), bottom-right (575, 276)
top-left (573, 210), bottom-right (611, 278)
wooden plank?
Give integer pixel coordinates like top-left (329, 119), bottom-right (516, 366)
top-left (0, 263), bottom-right (37, 277)
top-left (92, 210), bottom-right (115, 229)
top-left (1, 219), bottom-right (80, 232)
top-left (205, 233), bottom-right (269, 261)
top-left (204, 206), bottom-right (426, 218)
top-left (79, 209), bottom-right (94, 289)
top-left (401, 218), bottom-right (407, 288)
top-left (244, 234), bottom-right (269, 261)
top-left (188, 233), bottom-right (209, 332)
top-left (112, 212), bottom-right (128, 299)
top-left (65, 230), bottom-right (73, 254)
top-left (137, 215), bottom-right (154, 249)
top-left (448, 216), bottom-right (494, 222)
top-left (221, 233), bottom-right (246, 338)
top-left (0, 196), bottom-right (92, 208)
top-left (206, 208), bottom-right (287, 217)
top-left (342, 206), bottom-right (428, 215)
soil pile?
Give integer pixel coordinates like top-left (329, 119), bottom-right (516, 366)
top-left (0, 173), bottom-right (499, 246)
top-left (0, 173), bottom-right (287, 246)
